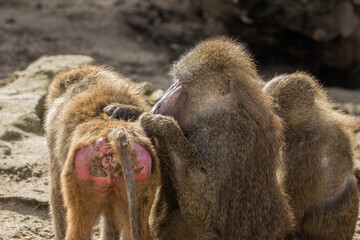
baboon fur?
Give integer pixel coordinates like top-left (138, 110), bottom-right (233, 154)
top-left (44, 65), bottom-right (160, 240)
top-left (139, 37), bottom-right (294, 239)
top-left (264, 72), bottom-right (359, 240)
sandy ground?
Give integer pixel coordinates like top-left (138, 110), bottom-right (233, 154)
top-left (0, 0), bottom-right (360, 239)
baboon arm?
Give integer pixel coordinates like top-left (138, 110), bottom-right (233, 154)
top-left (139, 113), bottom-right (210, 222)
top-left (139, 113), bottom-right (207, 172)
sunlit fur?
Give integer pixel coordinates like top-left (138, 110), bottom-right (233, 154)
top-left (264, 72), bottom-right (359, 240)
top-left (142, 37), bottom-right (294, 239)
top-left (44, 65), bottom-right (160, 240)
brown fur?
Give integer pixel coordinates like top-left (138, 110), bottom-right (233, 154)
top-left (141, 37), bottom-right (294, 239)
top-left (264, 72), bottom-right (359, 240)
top-left (44, 65), bottom-right (160, 240)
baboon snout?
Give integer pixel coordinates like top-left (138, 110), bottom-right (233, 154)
top-left (151, 81), bottom-right (184, 115)
top-left (151, 101), bottom-right (162, 114)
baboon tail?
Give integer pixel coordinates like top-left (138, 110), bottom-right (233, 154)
top-left (110, 130), bottom-right (140, 240)
top-left (301, 178), bottom-right (359, 240)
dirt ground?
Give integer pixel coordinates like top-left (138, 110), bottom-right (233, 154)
top-left (0, 0), bottom-right (360, 239)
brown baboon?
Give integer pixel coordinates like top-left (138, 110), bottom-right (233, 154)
top-left (106, 37), bottom-right (294, 239)
top-left (44, 65), bottom-right (160, 240)
top-left (264, 72), bottom-right (359, 240)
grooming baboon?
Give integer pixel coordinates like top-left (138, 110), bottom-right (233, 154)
top-left (106, 37), bottom-right (293, 239)
top-left (44, 65), bottom-right (160, 240)
top-left (264, 72), bottom-right (359, 240)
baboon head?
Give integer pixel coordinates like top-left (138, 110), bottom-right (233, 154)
top-left (152, 37), bottom-right (261, 131)
top-left (264, 72), bottom-right (328, 126)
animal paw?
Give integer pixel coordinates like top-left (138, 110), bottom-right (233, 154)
top-left (139, 113), bottom-right (180, 138)
top-left (103, 103), bottom-right (142, 121)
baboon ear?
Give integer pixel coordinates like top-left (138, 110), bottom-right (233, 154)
top-left (218, 76), bottom-right (231, 96)
top-left (60, 82), bottom-right (66, 92)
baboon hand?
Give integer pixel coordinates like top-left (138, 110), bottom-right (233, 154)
top-left (104, 103), bottom-right (143, 121)
top-left (139, 112), bottom-right (181, 138)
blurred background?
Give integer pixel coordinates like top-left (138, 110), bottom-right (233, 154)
top-left (1, 0), bottom-right (360, 89)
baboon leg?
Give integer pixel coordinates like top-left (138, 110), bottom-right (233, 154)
top-left (64, 180), bottom-right (107, 240)
top-left (50, 176), bottom-right (66, 240)
top-left (140, 113), bottom-right (209, 223)
top-left (158, 210), bottom-right (219, 240)
top-left (45, 65), bottom-right (157, 240)
top-left (101, 194), bottom-right (122, 240)
top-left (301, 180), bottom-right (359, 240)
top-left (63, 140), bottom-right (113, 240)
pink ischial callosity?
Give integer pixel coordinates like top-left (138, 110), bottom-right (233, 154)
top-left (74, 137), bottom-right (152, 188)
top-left (74, 137), bottom-right (111, 186)
top-left (131, 142), bottom-right (152, 181)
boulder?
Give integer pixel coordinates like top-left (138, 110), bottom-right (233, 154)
top-left (0, 55), bottom-right (93, 203)
top-left (0, 129), bottom-right (23, 142)
top-left (0, 55), bottom-right (93, 126)
top-left (0, 142), bottom-right (11, 158)
top-left (147, 89), bottom-right (165, 106)
top-left (12, 112), bottom-right (43, 135)
top-left (335, 0), bottom-right (358, 38)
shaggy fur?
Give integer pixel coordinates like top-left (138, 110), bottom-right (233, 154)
top-left (44, 65), bottom-right (160, 240)
top-left (264, 72), bottom-right (359, 240)
top-left (144, 37), bottom-right (294, 239)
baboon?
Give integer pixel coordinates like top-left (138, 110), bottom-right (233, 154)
top-left (264, 72), bottom-right (359, 240)
top-left (44, 65), bottom-right (160, 240)
top-left (106, 37), bottom-right (294, 239)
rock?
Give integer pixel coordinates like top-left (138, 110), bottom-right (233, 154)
top-left (335, 0), bottom-right (358, 38)
top-left (35, 95), bottom-right (46, 124)
top-left (16, 55), bottom-right (94, 80)
top-left (0, 130), bottom-right (23, 141)
top-left (122, 0), bottom-right (204, 45)
top-left (0, 143), bottom-right (11, 158)
top-left (332, 103), bottom-right (360, 116)
top-left (147, 89), bottom-right (165, 106)
top-left (0, 55), bottom-right (93, 127)
top-left (139, 81), bottom-right (153, 96)
top-left (268, 0), bottom-right (358, 41)
top-left (12, 112), bottom-right (43, 135)
top-left (312, 28), bottom-right (334, 42)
